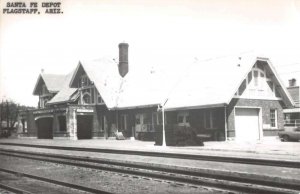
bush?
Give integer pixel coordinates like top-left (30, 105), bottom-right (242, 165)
top-left (173, 126), bottom-right (203, 146)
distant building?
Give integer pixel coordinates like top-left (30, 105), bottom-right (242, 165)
top-left (19, 43), bottom-right (294, 142)
top-left (284, 78), bottom-right (300, 129)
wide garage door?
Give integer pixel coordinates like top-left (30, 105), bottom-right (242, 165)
top-left (36, 117), bottom-right (53, 139)
top-left (235, 108), bottom-right (260, 141)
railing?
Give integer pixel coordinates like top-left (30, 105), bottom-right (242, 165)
top-left (284, 119), bottom-right (300, 127)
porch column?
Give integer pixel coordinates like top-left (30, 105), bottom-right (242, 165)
top-left (68, 108), bottom-right (77, 140)
top-left (52, 113), bottom-right (59, 136)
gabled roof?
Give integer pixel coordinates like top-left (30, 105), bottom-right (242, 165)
top-left (33, 74), bottom-right (65, 95)
top-left (45, 53), bottom-right (294, 110)
top-left (69, 58), bottom-right (122, 108)
top-left (68, 57), bottom-right (177, 109)
top-left (163, 54), bottom-right (294, 111)
top-left (47, 70), bottom-right (78, 105)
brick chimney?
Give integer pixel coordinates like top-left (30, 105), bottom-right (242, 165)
top-left (118, 43), bottom-right (129, 77)
top-left (289, 78), bottom-right (297, 87)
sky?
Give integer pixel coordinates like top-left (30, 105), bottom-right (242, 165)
top-left (0, 0), bottom-right (300, 106)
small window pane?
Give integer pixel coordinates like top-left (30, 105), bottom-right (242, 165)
top-left (248, 72), bottom-right (252, 83)
top-left (257, 62), bottom-right (264, 71)
top-left (270, 109), bottom-right (276, 127)
top-left (254, 71), bottom-right (258, 86)
top-left (275, 87), bottom-right (281, 98)
top-left (186, 115), bottom-right (190, 123)
top-left (135, 115), bottom-right (140, 124)
top-left (267, 81), bottom-right (273, 91)
top-left (177, 116), bottom-right (184, 123)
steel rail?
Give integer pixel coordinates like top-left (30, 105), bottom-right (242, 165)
top-left (0, 149), bottom-right (299, 194)
top-left (0, 183), bottom-right (34, 194)
top-left (0, 167), bottom-right (113, 194)
top-left (0, 142), bottom-right (298, 169)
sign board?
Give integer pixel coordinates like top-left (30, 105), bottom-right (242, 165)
top-left (76, 109), bottom-right (94, 113)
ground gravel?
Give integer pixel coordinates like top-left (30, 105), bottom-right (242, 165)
top-left (0, 155), bottom-right (229, 194)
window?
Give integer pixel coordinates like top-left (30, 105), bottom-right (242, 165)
top-left (275, 88), bottom-right (281, 98)
top-left (247, 72), bottom-right (252, 84)
top-left (80, 75), bottom-right (91, 87)
top-left (205, 110), bottom-right (216, 129)
top-left (270, 109), bottom-right (277, 128)
top-left (152, 112), bottom-right (161, 125)
top-left (143, 114), bottom-right (151, 124)
top-left (177, 111), bottom-right (190, 126)
top-left (82, 93), bottom-right (91, 104)
top-left (256, 62), bottom-right (264, 71)
top-left (135, 115), bottom-right (141, 124)
top-left (81, 88), bottom-right (101, 105)
top-left (267, 81), bottom-right (273, 92)
top-left (254, 70), bottom-right (259, 86)
top-left (120, 114), bottom-right (127, 131)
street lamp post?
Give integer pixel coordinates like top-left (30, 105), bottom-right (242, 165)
top-left (162, 106), bottom-right (166, 147)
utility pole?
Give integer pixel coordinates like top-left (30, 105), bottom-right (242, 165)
top-left (6, 100), bottom-right (9, 129)
top-left (159, 99), bottom-right (168, 147)
top-left (162, 106), bottom-right (166, 147)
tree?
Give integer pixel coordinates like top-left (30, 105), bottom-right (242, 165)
top-left (0, 100), bottom-right (34, 131)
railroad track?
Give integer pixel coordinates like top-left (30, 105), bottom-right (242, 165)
top-left (0, 148), bottom-right (299, 194)
top-left (0, 183), bottom-right (34, 194)
top-left (0, 142), bottom-right (299, 168)
top-left (0, 166), bottom-right (113, 194)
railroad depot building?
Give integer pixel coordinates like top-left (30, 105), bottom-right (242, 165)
top-left (18, 43), bottom-right (294, 142)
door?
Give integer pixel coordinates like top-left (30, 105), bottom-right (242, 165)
top-left (77, 115), bottom-right (93, 139)
top-left (36, 117), bottom-right (53, 139)
top-left (235, 108), bottom-right (260, 141)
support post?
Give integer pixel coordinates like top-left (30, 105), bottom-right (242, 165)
top-left (162, 107), bottom-right (166, 147)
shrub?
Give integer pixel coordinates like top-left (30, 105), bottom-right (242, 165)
top-left (173, 126), bottom-right (203, 146)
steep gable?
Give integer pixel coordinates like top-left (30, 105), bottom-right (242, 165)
top-left (164, 54), bottom-right (294, 111)
top-left (47, 70), bottom-right (78, 105)
top-left (33, 74), bottom-right (65, 95)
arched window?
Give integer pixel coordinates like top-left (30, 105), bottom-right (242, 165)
top-left (82, 93), bottom-right (91, 104)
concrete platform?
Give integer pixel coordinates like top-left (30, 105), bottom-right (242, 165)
top-left (0, 138), bottom-right (300, 186)
top-left (0, 137), bottom-right (300, 161)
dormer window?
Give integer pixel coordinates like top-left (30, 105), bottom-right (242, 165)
top-left (82, 92), bottom-right (91, 104)
top-left (79, 74), bottom-right (91, 88)
top-left (79, 83), bottom-right (105, 105)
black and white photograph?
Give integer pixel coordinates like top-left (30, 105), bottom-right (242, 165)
top-left (0, 0), bottom-right (300, 193)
